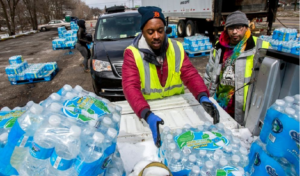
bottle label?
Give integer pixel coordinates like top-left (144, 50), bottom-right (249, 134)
top-left (74, 155), bottom-right (104, 175)
top-left (216, 166), bottom-right (238, 176)
top-left (50, 149), bottom-right (74, 171)
top-left (0, 110), bottom-right (25, 128)
top-left (30, 142), bottom-right (54, 160)
top-left (74, 144), bottom-right (116, 175)
top-left (174, 130), bottom-right (229, 150)
top-left (63, 96), bottom-right (110, 122)
top-left (268, 133), bottom-right (276, 143)
top-left (16, 135), bottom-right (33, 147)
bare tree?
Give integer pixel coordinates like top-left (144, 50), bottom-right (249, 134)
top-left (0, 0), bottom-right (21, 35)
top-left (23, 0), bottom-right (38, 30)
top-left (15, 1), bottom-right (31, 32)
top-left (73, 1), bottom-right (92, 19)
top-left (91, 7), bottom-right (102, 19)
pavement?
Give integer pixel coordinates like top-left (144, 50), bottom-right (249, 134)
top-left (0, 16), bottom-right (298, 109)
top-left (0, 30), bottom-right (94, 109)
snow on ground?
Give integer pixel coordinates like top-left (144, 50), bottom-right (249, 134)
top-left (0, 30), bottom-right (38, 40)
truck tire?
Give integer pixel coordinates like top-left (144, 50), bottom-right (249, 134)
top-left (177, 20), bottom-right (186, 37)
top-left (186, 20), bottom-right (195, 37)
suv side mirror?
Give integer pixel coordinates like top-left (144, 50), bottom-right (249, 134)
top-left (166, 26), bottom-right (172, 34)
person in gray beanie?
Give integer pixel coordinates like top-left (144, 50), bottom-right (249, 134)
top-left (204, 10), bottom-right (269, 124)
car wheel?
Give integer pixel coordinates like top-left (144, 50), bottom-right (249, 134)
top-left (177, 20), bottom-right (186, 37)
top-left (186, 20), bottom-right (195, 37)
top-left (40, 27), bottom-right (46, 32)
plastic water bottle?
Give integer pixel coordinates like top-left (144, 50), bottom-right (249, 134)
top-left (166, 143), bottom-right (177, 162)
top-left (42, 93), bottom-right (61, 108)
top-left (61, 92), bottom-right (77, 103)
top-left (183, 124), bottom-right (192, 132)
top-left (81, 119), bottom-right (99, 137)
top-left (271, 99), bottom-right (286, 113)
top-left (222, 145), bottom-right (233, 159)
top-left (214, 149), bottom-right (224, 159)
top-left (169, 152), bottom-right (183, 172)
top-left (99, 117), bottom-right (113, 134)
top-left (103, 128), bottom-right (117, 149)
top-left (285, 107), bottom-right (298, 121)
top-left (76, 132), bottom-right (105, 173)
top-left (203, 121), bottom-right (213, 131)
top-left (105, 168), bottom-right (122, 176)
top-left (61, 84), bottom-right (73, 96)
top-left (292, 43), bottom-right (300, 55)
top-left (25, 101), bottom-right (34, 109)
top-left (284, 96), bottom-right (295, 107)
top-left (239, 147), bottom-right (249, 166)
top-left (47, 102), bottom-right (64, 116)
top-left (231, 137), bottom-right (241, 152)
top-left (218, 158), bottom-right (228, 169)
top-left (271, 40), bottom-right (279, 50)
top-left (278, 41), bottom-right (283, 51)
top-left (231, 155), bottom-right (241, 167)
top-left (200, 161), bottom-right (215, 176)
top-left (272, 29), bottom-right (278, 40)
top-left (181, 146), bottom-right (191, 164)
top-left (189, 165), bottom-right (200, 176)
top-left (162, 126), bottom-right (170, 140)
top-left (21, 115), bottom-right (61, 175)
top-left (71, 85), bottom-right (83, 96)
top-left (184, 154), bottom-right (197, 170)
top-left (224, 128), bottom-right (233, 141)
top-left (10, 104), bottom-right (45, 171)
top-left (1, 106), bottom-right (11, 111)
top-left (112, 113), bottom-right (121, 130)
top-left (196, 150), bottom-right (207, 166)
top-left (196, 125), bottom-right (204, 132)
top-left (175, 128), bottom-right (183, 136)
top-left (0, 132), bottom-right (8, 148)
top-left (47, 125), bottom-right (81, 176)
top-left (215, 123), bottom-right (225, 134)
top-left (253, 139), bottom-right (298, 176)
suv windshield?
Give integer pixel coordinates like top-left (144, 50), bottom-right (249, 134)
top-left (96, 14), bottom-right (141, 40)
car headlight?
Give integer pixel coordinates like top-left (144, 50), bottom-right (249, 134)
top-left (92, 60), bottom-right (112, 72)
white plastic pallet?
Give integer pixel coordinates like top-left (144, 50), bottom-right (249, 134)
top-left (115, 93), bottom-right (240, 143)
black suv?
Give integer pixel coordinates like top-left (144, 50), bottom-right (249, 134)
top-left (91, 11), bottom-right (141, 99)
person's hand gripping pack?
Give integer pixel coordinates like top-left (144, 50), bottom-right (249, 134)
top-left (199, 96), bottom-right (220, 124)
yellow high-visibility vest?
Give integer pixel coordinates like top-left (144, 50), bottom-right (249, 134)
top-left (126, 38), bottom-right (185, 100)
top-left (213, 36), bottom-right (269, 110)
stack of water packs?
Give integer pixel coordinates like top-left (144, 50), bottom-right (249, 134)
top-left (71, 21), bottom-right (79, 31)
top-left (52, 24), bottom-right (78, 50)
top-left (182, 35), bottom-right (213, 52)
top-left (159, 123), bottom-right (248, 176)
top-left (245, 95), bottom-right (299, 176)
top-left (0, 85), bottom-right (124, 176)
top-left (167, 24), bottom-right (178, 38)
top-left (260, 27), bottom-right (299, 55)
top-left (5, 55), bottom-right (58, 84)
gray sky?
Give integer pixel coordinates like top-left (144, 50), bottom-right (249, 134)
top-left (84, 0), bottom-right (141, 9)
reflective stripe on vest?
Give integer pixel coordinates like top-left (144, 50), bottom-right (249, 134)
top-left (243, 36), bottom-right (269, 110)
top-left (126, 38), bottom-right (185, 100)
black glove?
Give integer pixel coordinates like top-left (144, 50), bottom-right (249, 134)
top-left (199, 96), bottom-right (220, 124)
